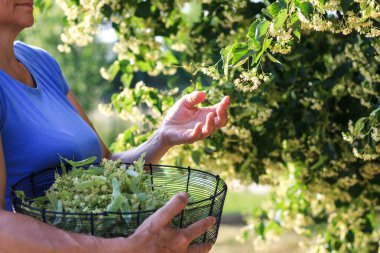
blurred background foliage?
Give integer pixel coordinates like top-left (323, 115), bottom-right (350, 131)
top-left (27, 0), bottom-right (379, 252)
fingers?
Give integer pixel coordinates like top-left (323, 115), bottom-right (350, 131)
top-left (183, 216), bottom-right (216, 242)
top-left (151, 192), bottom-right (189, 229)
top-left (186, 112), bottom-right (215, 144)
top-left (215, 96), bottom-right (230, 128)
top-left (183, 91), bottom-right (206, 109)
top-left (189, 122), bottom-right (203, 141)
top-left (202, 112), bottom-right (216, 137)
top-left (188, 243), bottom-right (213, 253)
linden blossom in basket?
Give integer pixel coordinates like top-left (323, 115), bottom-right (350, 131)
top-left (15, 153), bottom-right (187, 215)
top-left (12, 156), bottom-right (227, 241)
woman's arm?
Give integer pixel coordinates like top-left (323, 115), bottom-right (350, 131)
top-left (66, 91), bottom-right (169, 163)
top-left (67, 91), bottom-right (230, 164)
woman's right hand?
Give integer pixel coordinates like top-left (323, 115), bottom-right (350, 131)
top-left (111, 192), bottom-right (215, 253)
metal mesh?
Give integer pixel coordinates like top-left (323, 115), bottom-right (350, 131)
top-left (10, 164), bottom-right (227, 244)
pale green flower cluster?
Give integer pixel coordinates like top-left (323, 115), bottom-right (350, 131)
top-left (300, 0), bottom-right (380, 37)
top-left (300, 97), bottom-right (324, 111)
top-left (234, 68), bottom-right (271, 92)
top-left (200, 65), bottom-right (221, 80)
top-left (30, 154), bottom-right (170, 214)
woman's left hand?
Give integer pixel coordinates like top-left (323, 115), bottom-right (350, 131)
top-left (159, 91), bottom-right (230, 147)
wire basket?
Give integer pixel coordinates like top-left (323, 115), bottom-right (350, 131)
top-left (10, 164), bottom-right (227, 244)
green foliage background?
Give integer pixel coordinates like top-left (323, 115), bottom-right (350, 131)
top-left (32, 0), bottom-right (379, 252)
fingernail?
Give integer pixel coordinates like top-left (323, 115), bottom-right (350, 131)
top-left (178, 192), bottom-right (188, 197)
top-left (210, 217), bottom-right (216, 226)
top-left (177, 192), bottom-right (189, 201)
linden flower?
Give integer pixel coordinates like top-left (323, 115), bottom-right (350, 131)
top-left (200, 65), bottom-right (221, 80)
top-left (57, 44), bottom-right (71, 53)
top-left (360, 163), bottom-right (380, 180)
top-left (98, 103), bottom-right (114, 117)
top-left (233, 68), bottom-right (271, 92)
top-left (371, 127), bottom-right (380, 141)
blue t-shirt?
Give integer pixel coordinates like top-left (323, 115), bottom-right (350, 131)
top-left (0, 42), bottom-right (102, 211)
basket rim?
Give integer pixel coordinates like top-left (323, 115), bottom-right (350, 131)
top-left (11, 163), bottom-right (228, 216)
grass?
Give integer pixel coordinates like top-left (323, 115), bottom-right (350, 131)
top-left (223, 190), bottom-right (268, 215)
top-left (211, 224), bottom-right (305, 253)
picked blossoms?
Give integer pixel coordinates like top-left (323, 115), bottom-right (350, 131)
top-left (17, 154), bottom-right (170, 214)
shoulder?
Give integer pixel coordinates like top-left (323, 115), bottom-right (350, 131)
top-left (14, 41), bottom-right (56, 63)
top-left (13, 41), bottom-right (70, 95)
top-left (13, 41), bottom-right (61, 71)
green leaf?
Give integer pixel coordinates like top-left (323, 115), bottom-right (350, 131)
top-left (220, 45), bottom-right (233, 77)
top-left (76, 180), bottom-right (94, 191)
top-left (136, 61), bottom-right (152, 72)
top-left (340, 0), bottom-right (352, 13)
top-left (112, 177), bottom-right (121, 195)
top-left (300, 2), bottom-right (314, 20)
top-left (274, 9), bottom-right (287, 31)
top-left (60, 190), bottom-right (73, 201)
top-left (53, 200), bottom-right (63, 225)
top-left (162, 50), bottom-right (179, 64)
top-left (106, 194), bottom-right (124, 212)
top-left (133, 152), bottom-right (146, 172)
top-left (231, 43), bottom-right (255, 67)
top-left (136, 193), bottom-right (148, 202)
top-left (293, 28), bottom-right (301, 41)
top-left (61, 156), bottom-right (97, 168)
top-left (256, 20), bottom-right (271, 40)
top-left (293, 0), bottom-right (302, 8)
top-left (248, 19), bottom-right (263, 51)
top-left (359, 0), bottom-right (367, 9)
top-left (248, 19), bottom-right (260, 40)
top-left (60, 158), bottom-right (67, 175)
top-left (46, 191), bottom-right (58, 210)
top-left (101, 4), bottom-right (112, 18)
top-left (267, 52), bottom-right (282, 65)
top-left (109, 61), bottom-right (120, 81)
top-left (121, 73), bottom-right (133, 88)
top-left (120, 199), bottom-right (132, 222)
top-left (360, 6), bottom-right (372, 21)
top-left (253, 38), bottom-right (273, 64)
top-left (310, 155), bottom-right (328, 170)
top-left (369, 106), bottom-right (380, 117)
top-left (232, 43), bottom-right (249, 62)
top-left (319, 0), bottom-right (326, 6)
top-left (191, 150), bottom-right (201, 165)
top-left (107, 178), bottom-right (124, 212)
top-left (263, 0), bottom-right (287, 19)
top-left (234, 51), bottom-right (255, 67)
top-left (354, 117), bottom-right (367, 136)
top-left (261, 8), bottom-right (273, 19)
top-left (290, 12), bottom-right (300, 28)
top-left (15, 190), bottom-right (25, 201)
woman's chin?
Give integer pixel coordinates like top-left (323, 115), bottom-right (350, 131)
top-left (19, 18), bottom-right (35, 29)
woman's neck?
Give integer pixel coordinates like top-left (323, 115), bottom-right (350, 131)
top-left (0, 31), bottom-right (37, 88)
top-left (0, 29), bottom-right (20, 70)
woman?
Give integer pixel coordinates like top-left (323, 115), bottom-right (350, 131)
top-left (0, 1), bottom-right (230, 253)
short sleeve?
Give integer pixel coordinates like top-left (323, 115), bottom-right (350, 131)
top-left (43, 52), bottom-right (70, 95)
top-left (14, 41), bottom-right (70, 95)
top-left (49, 55), bottom-right (70, 96)
top-left (0, 88), bottom-right (6, 130)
